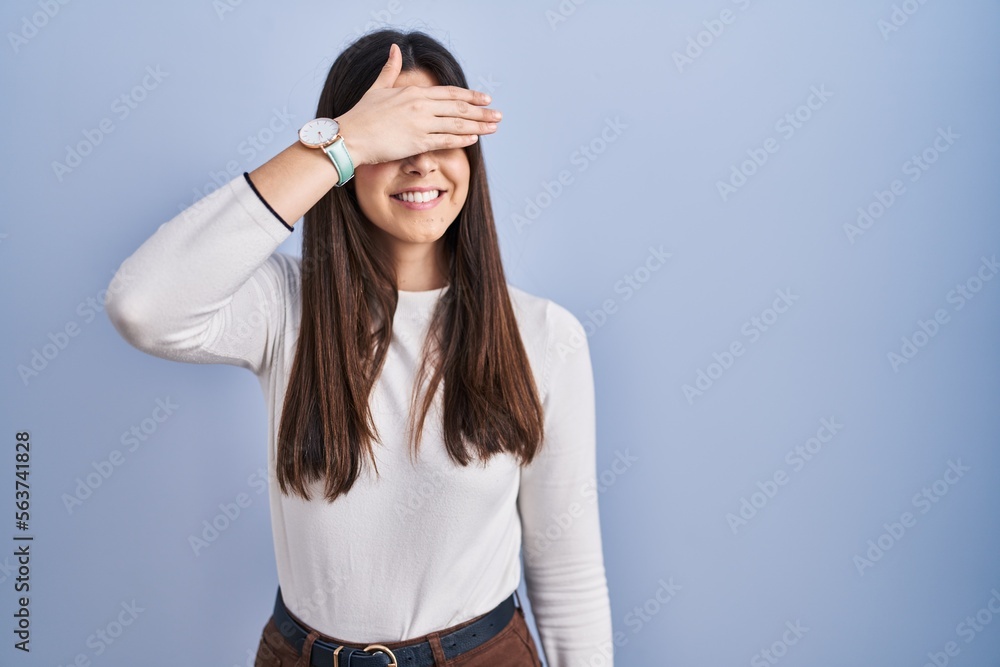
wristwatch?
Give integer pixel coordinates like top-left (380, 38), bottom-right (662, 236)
top-left (298, 117), bottom-right (355, 187)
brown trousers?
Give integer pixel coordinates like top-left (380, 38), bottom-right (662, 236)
top-left (254, 600), bottom-right (544, 667)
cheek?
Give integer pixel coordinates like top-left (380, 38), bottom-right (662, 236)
top-left (355, 191), bottom-right (389, 224)
top-left (355, 183), bottom-right (391, 213)
top-left (451, 178), bottom-right (470, 205)
top-left (458, 180), bottom-right (471, 203)
top-left (446, 164), bottom-right (471, 201)
top-left (354, 165), bottom-right (394, 203)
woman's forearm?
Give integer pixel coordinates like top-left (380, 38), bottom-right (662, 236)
top-left (247, 139), bottom-right (347, 226)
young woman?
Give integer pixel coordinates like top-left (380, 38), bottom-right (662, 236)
top-left (106, 29), bottom-right (613, 667)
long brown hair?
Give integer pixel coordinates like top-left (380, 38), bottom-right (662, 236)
top-left (276, 29), bottom-right (545, 502)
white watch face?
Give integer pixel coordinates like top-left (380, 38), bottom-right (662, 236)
top-left (299, 118), bottom-right (339, 147)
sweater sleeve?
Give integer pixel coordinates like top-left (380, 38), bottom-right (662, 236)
top-left (105, 172), bottom-right (295, 376)
top-left (517, 302), bottom-right (615, 667)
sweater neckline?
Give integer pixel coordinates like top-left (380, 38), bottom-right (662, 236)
top-left (395, 284), bottom-right (449, 317)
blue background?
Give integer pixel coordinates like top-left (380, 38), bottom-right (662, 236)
top-left (2, 0), bottom-right (999, 665)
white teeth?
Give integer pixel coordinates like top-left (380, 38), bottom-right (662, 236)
top-left (393, 189), bottom-right (440, 203)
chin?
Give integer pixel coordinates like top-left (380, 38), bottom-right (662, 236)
top-left (397, 215), bottom-right (455, 233)
top-left (401, 229), bottom-right (450, 244)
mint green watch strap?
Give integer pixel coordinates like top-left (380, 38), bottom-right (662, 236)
top-left (322, 136), bottom-right (355, 187)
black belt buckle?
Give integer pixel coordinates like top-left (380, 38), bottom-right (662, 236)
top-left (272, 586), bottom-right (517, 667)
top-left (333, 643), bottom-right (396, 667)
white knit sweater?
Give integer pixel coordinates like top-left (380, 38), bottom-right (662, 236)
top-left (105, 172), bottom-right (613, 666)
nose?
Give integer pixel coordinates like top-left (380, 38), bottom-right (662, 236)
top-left (401, 151), bottom-right (438, 175)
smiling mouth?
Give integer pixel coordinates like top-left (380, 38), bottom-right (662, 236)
top-left (390, 190), bottom-right (446, 209)
top-left (390, 190), bottom-right (446, 202)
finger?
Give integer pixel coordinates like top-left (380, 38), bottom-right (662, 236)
top-left (426, 116), bottom-right (499, 137)
top-left (424, 84), bottom-right (492, 105)
top-left (426, 99), bottom-right (502, 123)
top-left (419, 133), bottom-right (480, 153)
top-left (371, 43), bottom-right (401, 89)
